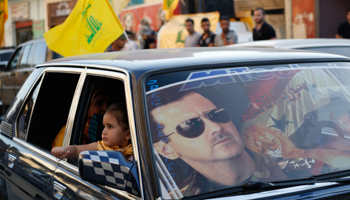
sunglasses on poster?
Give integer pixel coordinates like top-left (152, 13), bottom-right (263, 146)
top-left (161, 108), bottom-right (231, 139)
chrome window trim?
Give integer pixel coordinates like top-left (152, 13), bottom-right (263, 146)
top-left (14, 67), bottom-right (84, 140)
top-left (36, 63), bottom-right (128, 75)
top-left (13, 137), bottom-right (59, 164)
top-left (14, 71), bottom-right (43, 139)
top-left (23, 75), bottom-right (43, 142)
top-left (62, 68), bottom-right (87, 147)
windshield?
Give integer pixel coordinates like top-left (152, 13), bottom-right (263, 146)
top-left (144, 62), bottom-right (350, 199)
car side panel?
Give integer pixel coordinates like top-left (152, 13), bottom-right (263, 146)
top-left (0, 134), bottom-right (13, 200)
top-left (4, 139), bottom-right (57, 199)
top-left (52, 163), bottom-right (132, 200)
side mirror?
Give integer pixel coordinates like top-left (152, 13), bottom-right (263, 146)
top-left (79, 151), bottom-right (140, 196)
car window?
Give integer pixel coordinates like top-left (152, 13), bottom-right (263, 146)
top-left (17, 72), bottom-right (80, 152)
top-left (8, 47), bottom-right (22, 70)
top-left (0, 52), bottom-right (13, 61)
top-left (145, 62), bottom-right (350, 199)
top-left (19, 44), bottom-right (33, 68)
top-left (66, 75), bottom-right (126, 166)
top-left (299, 47), bottom-right (350, 57)
top-left (32, 42), bottom-right (47, 66)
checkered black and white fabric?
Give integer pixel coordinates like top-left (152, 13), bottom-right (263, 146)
top-left (79, 151), bottom-right (140, 196)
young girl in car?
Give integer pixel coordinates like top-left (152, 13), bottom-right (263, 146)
top-left (51, 103), bottom-right (133, 160)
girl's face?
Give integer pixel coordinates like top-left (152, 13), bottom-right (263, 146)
top-left (102, 112), bottom-right (130, 148)
top-left (89, 93), bottom-right (110, 118)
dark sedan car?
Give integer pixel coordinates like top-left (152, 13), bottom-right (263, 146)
top-left (1, 48), bottom-right (350, 199)
top-left (0, 39), bottom-right (62, 112)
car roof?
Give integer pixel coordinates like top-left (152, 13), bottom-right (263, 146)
top-left (41, 47), bottom-right (350, 79)
top-left (17, 38), bottom-right (46, 47)
top-left (229, 38), bottom-right (350, 49)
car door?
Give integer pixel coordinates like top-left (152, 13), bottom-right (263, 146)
top-left (50, 69), bottom-right (139, 200)
top-left (15, 43), bottom-right (34, 95)
top-left (0, 46), bottom-right (22, 106)
top-left (3, 69), bottom-right (81, 199)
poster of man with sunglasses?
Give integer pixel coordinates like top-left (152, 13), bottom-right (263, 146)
top-left (147, 85), bottom-right (290, 197)
top-left (146, 65), bottom-right (350, 198)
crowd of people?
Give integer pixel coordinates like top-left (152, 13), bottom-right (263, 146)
top-left (105, 7), bottom-right (277, 52)
top-left (105, 6), bottom-right (350, 51)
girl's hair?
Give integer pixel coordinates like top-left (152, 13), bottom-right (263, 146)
top-left (106, 102), bottom-right (129, 130)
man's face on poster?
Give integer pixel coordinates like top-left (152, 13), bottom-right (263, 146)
top-left (123, 13), bottom-right (134, 31)
top-left (152, 92), bottom-right (245, 165)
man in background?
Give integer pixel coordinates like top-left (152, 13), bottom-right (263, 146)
top-left (214, 16), bottom-right (238, 47)
top-left (336, 9), bottom-right (350, 39)
top-left (106, 34), bottom-right (126, 52)
top-left (253, 7), bottom-right (276, 41)
top-left (196, 18), bottom-right (216, 47)
top-left (184, 18), bottom-right (201, 47)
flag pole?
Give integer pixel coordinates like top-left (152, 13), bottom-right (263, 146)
top-left (123, 30), bottom-right (135, 51)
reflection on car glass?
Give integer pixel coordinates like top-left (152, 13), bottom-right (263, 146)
top-left (146, 65), bottom-right (350, 198)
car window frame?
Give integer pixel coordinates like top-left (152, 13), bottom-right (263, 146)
top-left (13, 67), bottom-right (84, 164)
top-left (19, 43), bottom-right (33, 69)
top-left (32, 42), bottom-right (48, 66)
top-left (41, 66), bottom-right (144, 199)
top-left (6, 46), bottom-right (23, 71)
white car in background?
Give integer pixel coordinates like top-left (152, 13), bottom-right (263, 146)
top-left (215, 21), bottom-right (253, 43)
top-left (229, 38), bottom-right (350, 57)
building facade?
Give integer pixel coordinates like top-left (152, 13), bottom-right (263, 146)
top-left (6, 0), bottom-right (45, 47)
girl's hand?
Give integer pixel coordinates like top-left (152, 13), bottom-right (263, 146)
top-left (51, 147), bottom-right (70, 159)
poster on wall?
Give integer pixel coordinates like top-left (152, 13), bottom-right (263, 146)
top-left (33, 20), bottom-right (44, 39)
top-left (119, 3), bottom-right (165, 34)
top-left (11, 2), bottom-right (29, 21)
top-left (292, 0), bottom-right (316, 38)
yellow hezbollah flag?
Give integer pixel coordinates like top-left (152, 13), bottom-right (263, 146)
top-left (163, 0), bottom-right (179, 21)
top-left (0, 0), bottom-right (8, 46)
top-left (44, 0), bottom-right (124, 57)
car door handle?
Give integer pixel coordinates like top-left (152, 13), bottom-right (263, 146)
top-left (7, 154), bottom-right (16, 168)
top-left (53, 181), bottom-right (66, 199)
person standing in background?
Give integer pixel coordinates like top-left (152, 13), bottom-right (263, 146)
top-left (253, 7), bottom-right (276, 41)
top-left (106, 34), bottom-right (126, 52)
top-left (214, 16), bottom-right (238, 47)
top-left (184, 18), bottom-right (201, 47)
top-left (196, 18), bottom-right (216, 47)
top-left (336, 9), bottom-right (350, 39)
